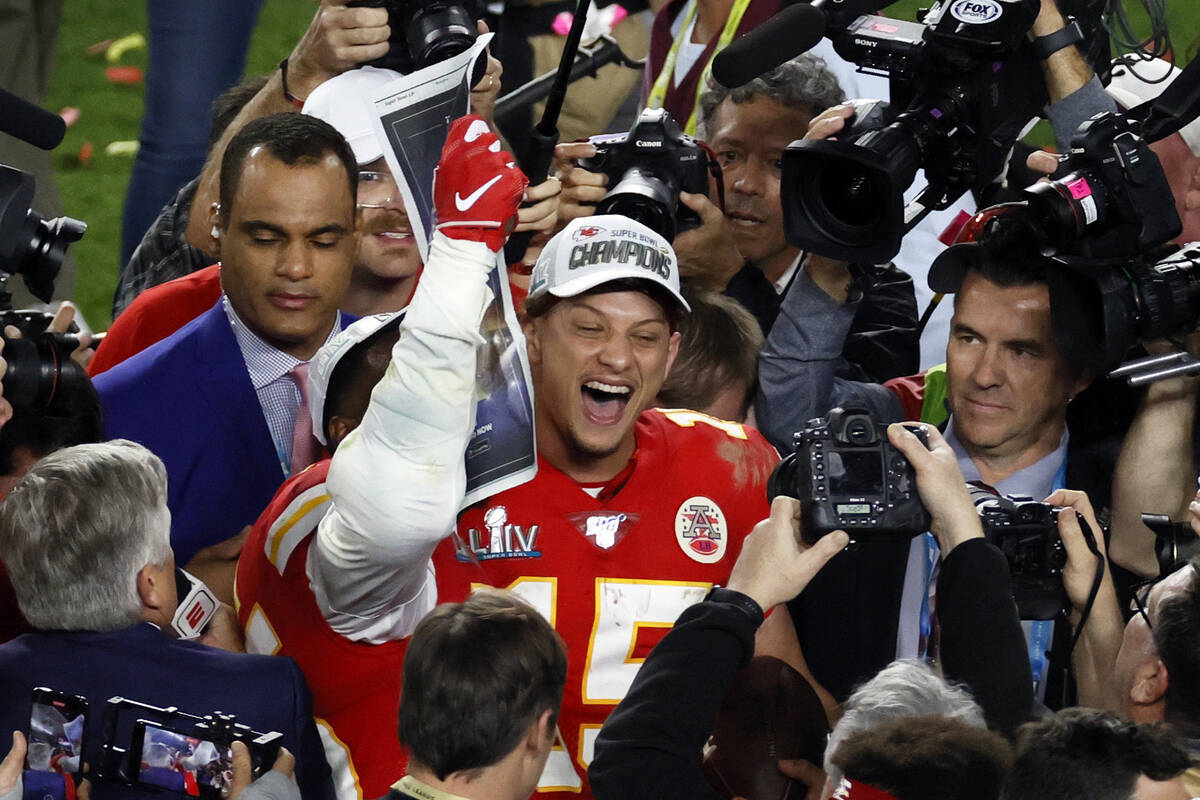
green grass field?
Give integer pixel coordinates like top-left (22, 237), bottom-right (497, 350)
top-left (42, 0), bottom-right (1200, 328)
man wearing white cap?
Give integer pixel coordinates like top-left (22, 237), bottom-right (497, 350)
top-left (424, 214), bottom-right (788, 798)
top-left (303, 65), bottom-right (562, 317)
top-left (233, 114), bottom-right (529, 800)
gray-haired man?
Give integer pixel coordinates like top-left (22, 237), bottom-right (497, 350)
top-left (0, 440), bottom-right (334, 800)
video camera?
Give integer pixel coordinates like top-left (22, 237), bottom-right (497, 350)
top-left (933, 55), bottom-right (1200, 373)
top-left (768, 407), bottom-right (1085, 619)
top-left (99, 697), bottom-right (282, 798)
top-left (576, 108), bottom-right (717, 240)
top-left (0, 94), bottom-right (89, 415)
top-left (348, 0), bottom-right (483, 79)
top-left (776, 0), bottom-right (1071, 263)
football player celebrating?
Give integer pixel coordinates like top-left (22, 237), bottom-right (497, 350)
top-left (234, 114), bottom-right (528, 800)
top-left (432, 215), bottom-right (784, 797)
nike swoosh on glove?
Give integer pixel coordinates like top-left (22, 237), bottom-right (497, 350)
top-left (433, 115), bottom-right (529, 252)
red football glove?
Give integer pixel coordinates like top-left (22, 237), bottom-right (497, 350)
top-left (433, 115), bottom-right (529, 252)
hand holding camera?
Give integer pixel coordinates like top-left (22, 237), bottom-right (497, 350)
top-left (286, 1), bottom-right (391, 97)
top-left (767, 407), bottom-right (933, 544)
top-left (770, 408), bottom-right (1094, 619)
top-left (553, 141), bottom-right (606, 227)
top-left (1046, 489), bottom-right (1110, 623)
top-left (671, 191), bottom-right (743, 292)
top-left (727, 496), bottom-right (849, 612)
top-left (886, 422), bottom-right (985, 556)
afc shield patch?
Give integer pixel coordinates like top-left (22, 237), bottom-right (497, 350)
top-left (674, 496), bottom-right (727, 564)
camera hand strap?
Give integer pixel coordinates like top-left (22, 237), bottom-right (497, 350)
top-left (1067, 518), bottom-right (1106, 654)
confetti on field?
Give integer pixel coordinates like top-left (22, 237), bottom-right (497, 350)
top-left (105, 140), bottom-right (139, 157)
top-left (105, 32), bottom-right (146, 63)
top-left (60, 107), bottom-right (81, 127)
top-left (105, 66), bottom-right (144, 84)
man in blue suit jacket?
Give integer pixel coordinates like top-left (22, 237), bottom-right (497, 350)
top-left (0, 440), bottom-right (334, 800)
top-left (94, 113), bottom-right (360, 568)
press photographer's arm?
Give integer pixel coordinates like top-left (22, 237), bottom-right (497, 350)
top-left (1049, 488), bottom-right (1124, 711)
top-left (887, 422), bottom-right (1034, 733)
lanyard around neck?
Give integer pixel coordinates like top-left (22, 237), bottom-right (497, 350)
top-left (647, 0), bottom-right (752, 135)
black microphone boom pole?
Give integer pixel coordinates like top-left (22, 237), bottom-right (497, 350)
top-left (522, 0), bottom-right (592, 182)
top-left (505, 0), bottom-right (593, 265)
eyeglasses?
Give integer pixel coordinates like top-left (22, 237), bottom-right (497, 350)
top-left (1129, 578), bottom-right (1157, 631)
top-left (357, 170), bottom-right (399, 208)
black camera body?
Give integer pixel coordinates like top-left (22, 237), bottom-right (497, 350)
top-left (577, 108), bottom-right (712, 241)
top-left (780, 0), bottom-right (1051, 263)
top-left (347, 0), bottom-right (480, 75)
top-left (768, 407), bottom-right (931, 544)
top-left (970, 489), bottom-right (1070, 620)
top-left (0, 165), bottom-right (84, 305)
top-left (1027, 113), bottom-right (1179, 259)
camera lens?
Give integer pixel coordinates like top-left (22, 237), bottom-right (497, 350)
top-left (1, 334), bottom-right (77, 411)
top-left (597, 168), bottom-right (679, 240)
top-left (406, 4), bottom-right (476, 70)
top-left (816, 165), bottom-right (885, 232)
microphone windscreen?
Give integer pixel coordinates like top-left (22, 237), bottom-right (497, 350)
top-left (0, 88), bottom-right (66, 151)
top-left (710, 4), bottom-right (827, 89)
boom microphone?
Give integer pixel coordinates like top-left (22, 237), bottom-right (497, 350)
top-left (0, 87), bottom-right (66, 151)
top-left (711, 3), bottom-right (826, 88)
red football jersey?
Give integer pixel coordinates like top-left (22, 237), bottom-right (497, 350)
top-left (435, 408), bottom-right (779, 797)
top-left (235, 460), bottom-right (408, 800)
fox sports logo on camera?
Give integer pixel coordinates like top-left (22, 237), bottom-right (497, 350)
top-left (949, 0), bottom-right (1002, 24)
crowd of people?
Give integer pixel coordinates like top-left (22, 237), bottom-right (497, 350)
top-left (2, 0), bottom-right (1200, 799)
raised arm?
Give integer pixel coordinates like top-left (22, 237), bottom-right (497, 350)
top-left (308, 116), bottom-right (529, 643)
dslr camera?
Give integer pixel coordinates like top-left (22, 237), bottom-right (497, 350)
top-left (577, 108), bottom-right (714, 241)
top-left (970, 488), bottom-right (1071, 620)
top-left (348, 0), bottom-right (481, 76)
top-left (767, 407), bottom-right (931, 544)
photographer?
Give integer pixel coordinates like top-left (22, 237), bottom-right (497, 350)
top-left (758, 223), bottom-right (1100, 707)
top-left (554, 55), bottom-right (920, 384)
top-left (588, 423), bottom-right (1031, 799)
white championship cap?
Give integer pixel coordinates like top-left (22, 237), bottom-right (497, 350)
top-left (302, 66), bottom-right (400, 165)
top-left (1105, 57), bottom-right (1200, 158)
top-left (308, 311), bottom-right (404, 445)
top-left (529, 215), bottom-right (691, 312)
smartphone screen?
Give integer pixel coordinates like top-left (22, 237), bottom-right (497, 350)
top-left (23, 689), bottom-right (87, 800)
top-left (136, 724), bottom-right (233, 798)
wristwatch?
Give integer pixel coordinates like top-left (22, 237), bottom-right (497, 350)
top-left (705, 586), bottom-right (765, 627)
top-left (1033, 17), bottom-right (1084, 61)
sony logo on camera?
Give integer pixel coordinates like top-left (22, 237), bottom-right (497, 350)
top-left (567, 239), bottom-right (673, 279)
